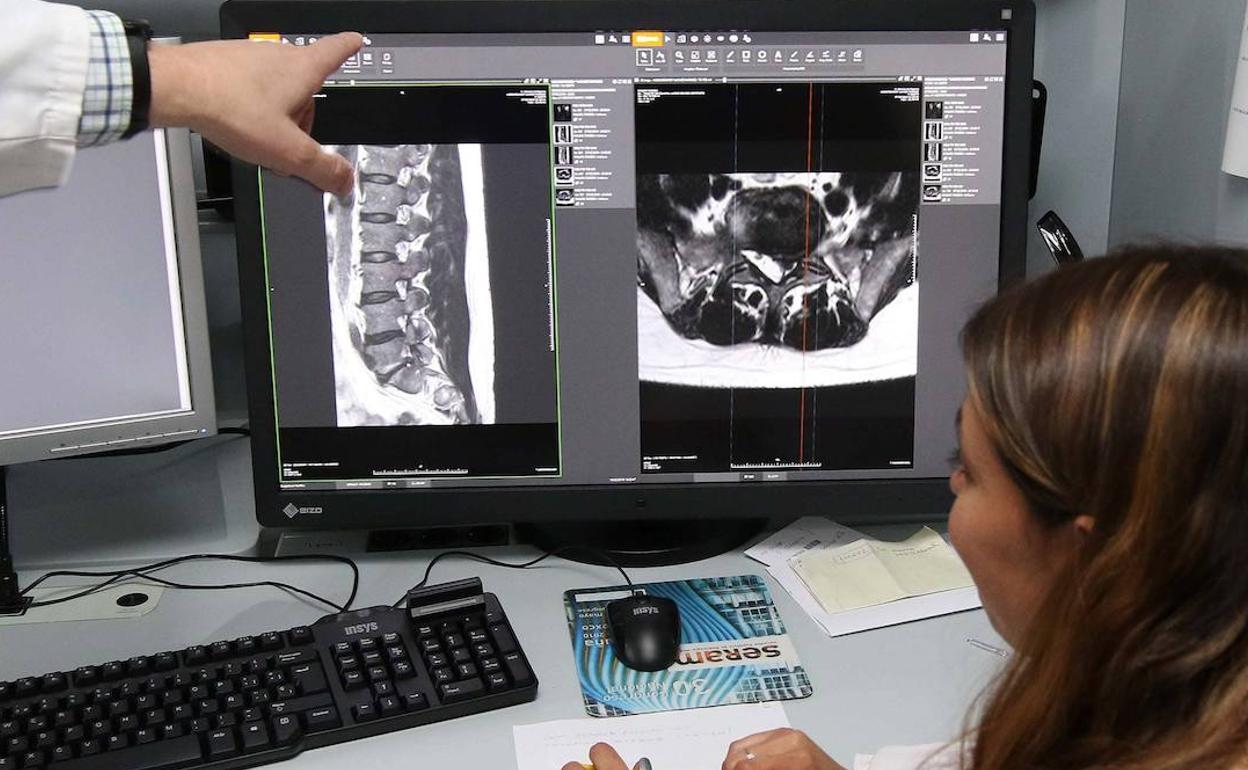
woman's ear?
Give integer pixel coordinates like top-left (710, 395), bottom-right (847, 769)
top-left (1073, 514), bottom-right (1095, 538)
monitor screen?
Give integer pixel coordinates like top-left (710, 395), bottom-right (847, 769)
top-left (227, 0), bottom-right (1032, 526)
top-left (0, 130), bottom-right (216, 465)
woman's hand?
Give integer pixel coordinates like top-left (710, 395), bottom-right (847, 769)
top-left (722, 728), bottom-right (848, 770)
top-left (561, 742), bottom-right (629, 770)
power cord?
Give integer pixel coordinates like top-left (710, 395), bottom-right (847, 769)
top-left (19, 553), bottom-right (359, 613)
top-left (391, 545), bottom-right (634, 608)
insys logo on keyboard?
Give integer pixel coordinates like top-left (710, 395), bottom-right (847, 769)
top-left (343, 621), bottom-right (380, 635)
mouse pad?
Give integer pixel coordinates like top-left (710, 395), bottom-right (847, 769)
top-left (563, 574), bottom-right (813, 717)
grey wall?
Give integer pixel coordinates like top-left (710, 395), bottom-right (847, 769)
top-left (1109, 0), bottom-right (1248, 248)
top-left (1026, 0), bottom-right (1128, 274)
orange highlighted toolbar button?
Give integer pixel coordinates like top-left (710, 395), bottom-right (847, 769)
top-left (632, 31), bottom-right (664, 47)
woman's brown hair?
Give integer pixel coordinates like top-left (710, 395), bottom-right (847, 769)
top-left (960, 244), bottom-right (1248, 770)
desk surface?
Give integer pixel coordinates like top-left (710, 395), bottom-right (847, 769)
top-left (2, 544), bottom-right (1007, 768)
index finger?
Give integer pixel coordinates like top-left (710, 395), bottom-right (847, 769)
top-left (588, 742), bottom-right (631, 770)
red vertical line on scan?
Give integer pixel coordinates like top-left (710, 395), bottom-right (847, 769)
top-left (798, 83), bottom-right (815, 464)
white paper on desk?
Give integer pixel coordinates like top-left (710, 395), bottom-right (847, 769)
top-left (790, 528), bottom-right (974, 613)
top-left (1223, 3), bottom-right (1248, 177)
top-left (513, 703), bottom-right (790, 770)
top-left (746, 517), bottom-right (981, 638)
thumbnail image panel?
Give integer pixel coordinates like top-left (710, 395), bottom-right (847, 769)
top-left (325, 143), bottom-right (494, 427)
top-left (634, 82), bottom-right (921, 473)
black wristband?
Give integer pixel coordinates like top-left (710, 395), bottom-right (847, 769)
top-left (121, 19), bottom-right (153, 140)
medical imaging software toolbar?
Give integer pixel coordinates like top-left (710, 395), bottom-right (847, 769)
top-left (252, 29), bottom-right (1008, 491)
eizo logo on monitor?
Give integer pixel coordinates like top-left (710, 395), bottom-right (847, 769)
top-left (282, 503), bottom-right (324, 519)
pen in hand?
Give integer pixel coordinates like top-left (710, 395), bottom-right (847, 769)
top-left (581, 759), bottom-right (653, 770)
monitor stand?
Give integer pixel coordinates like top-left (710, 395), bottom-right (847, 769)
top-left (0, 467), bottom-right (33, 616)
top-left (516, 518), bottom-right (767, 568)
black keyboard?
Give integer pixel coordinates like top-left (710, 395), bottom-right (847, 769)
top-left (0, 579), bottom-right (537, 770)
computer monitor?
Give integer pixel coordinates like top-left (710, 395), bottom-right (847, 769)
top-left (0, 129), bottom-right (217, 465)
top-left (223, 0), bottom-right (1034, 561)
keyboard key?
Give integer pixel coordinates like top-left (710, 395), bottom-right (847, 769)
top-left (258, 632), bottom-right (283, 651)
top-left (502, 652), bottom-right (534, 686)
top-left (490, 625), bottom-right (518, 654)
top-left (451, 648), bottom-right (472, 665)
top-left (331, 643), bottom-right (352, 657)
top-left (105, 733), bottom-right (130, 751)
top-left (71, 667), bottom-right (100, 689)
top-left (20, 750), bottom-right (43, 768)
top-left (466, 629), bottom-right (489, 645)
top-left (209, 643), bottom-right (232, 661)
top-left (392, 661), bottom-right (415, 679)
top-left (48, 745), bottom-right (72, 763)
top-left (481, 658), bottom-right (502, 676)
top-left (438, 678), bottom-right (485, 703)
top-left (351, 703), bottom-right (376, 722)
top-left (234, 637), bottom-right (258, 657)
top-left (134, 728), bottom-right (157, 745)
top-left (273, 650), bottom-right (316, 667)
top-left (286, 627), bottom-right (312, 646)
top-left (426, 653), bottom-right (448, 669)
top-left (289, 663), bottom-right (327, 695)
top-left (126, 658), bottom-right (151, 676)
top-left (207, 728), bottom-right (239, 760)
top-left (152, 654), bottom-right (177, 673)
top-left (377, 695), bottom-right (400, 716)
top-left (442, 633), bottom-right (465, 649)
top-left (486, 672), bottom-right (509, 692)
top-left (455, 663), bottom-right (478, 680)
top-left (401, 693), bottom-right (428, 711)
top-left (270, 714), bottom-right (301, 745)
top-left (40, 675), bottom-right (66, 693)
top-left (239, 721), bottom-right (271, 753)
top-left (15, 678), bottom-right (39, 697)
top-left (182, 647), bottom-right (208, 666)
top-left (304, 706), bottom-right (340, 732)
top-left (355, 639), bottom-right (378, 654)
top-left (83, 734), bottom-right (203, 770)
top-left (265, 693), bottom-right (333, 718)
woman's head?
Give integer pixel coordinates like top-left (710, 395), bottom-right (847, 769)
top-left (954, 244), bottom-right (1248, 770)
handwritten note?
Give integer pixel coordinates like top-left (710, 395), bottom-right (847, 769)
top-left (1223, 3), bottom-right (1248, 177)
top-left (513, 703), bottom-right (790, 770)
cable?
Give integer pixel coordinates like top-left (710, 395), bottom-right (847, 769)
top-left (20, 553), bottom-right (358, 613)
top-left (392, 545), bottom-right (633, 608)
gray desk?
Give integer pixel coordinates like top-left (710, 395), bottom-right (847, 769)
top-left (1, 544), bottom-right (1008, 768)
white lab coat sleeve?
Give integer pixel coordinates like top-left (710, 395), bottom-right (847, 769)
top-left (0, 0), bottom-right (91, 197)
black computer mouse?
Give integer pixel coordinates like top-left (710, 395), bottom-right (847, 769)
top-left (605, 594), bottom-right (682, 672)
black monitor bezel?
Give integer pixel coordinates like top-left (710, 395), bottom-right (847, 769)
top-left (223, 0), bottom-right (1034, 529)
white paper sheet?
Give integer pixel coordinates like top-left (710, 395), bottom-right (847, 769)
top-left (513, 703), bottom-right (790, 770)
top-left (745, 517), bottom-right (982, 638)
top-left (1224, 3), bottom-right (1248, 178)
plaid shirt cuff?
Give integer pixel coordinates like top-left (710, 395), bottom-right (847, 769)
top-left (77, 11), bottom-right (134, 148)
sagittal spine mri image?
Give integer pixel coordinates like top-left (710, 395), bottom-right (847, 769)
top-left (325, 143), bottom-right (492, 427)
